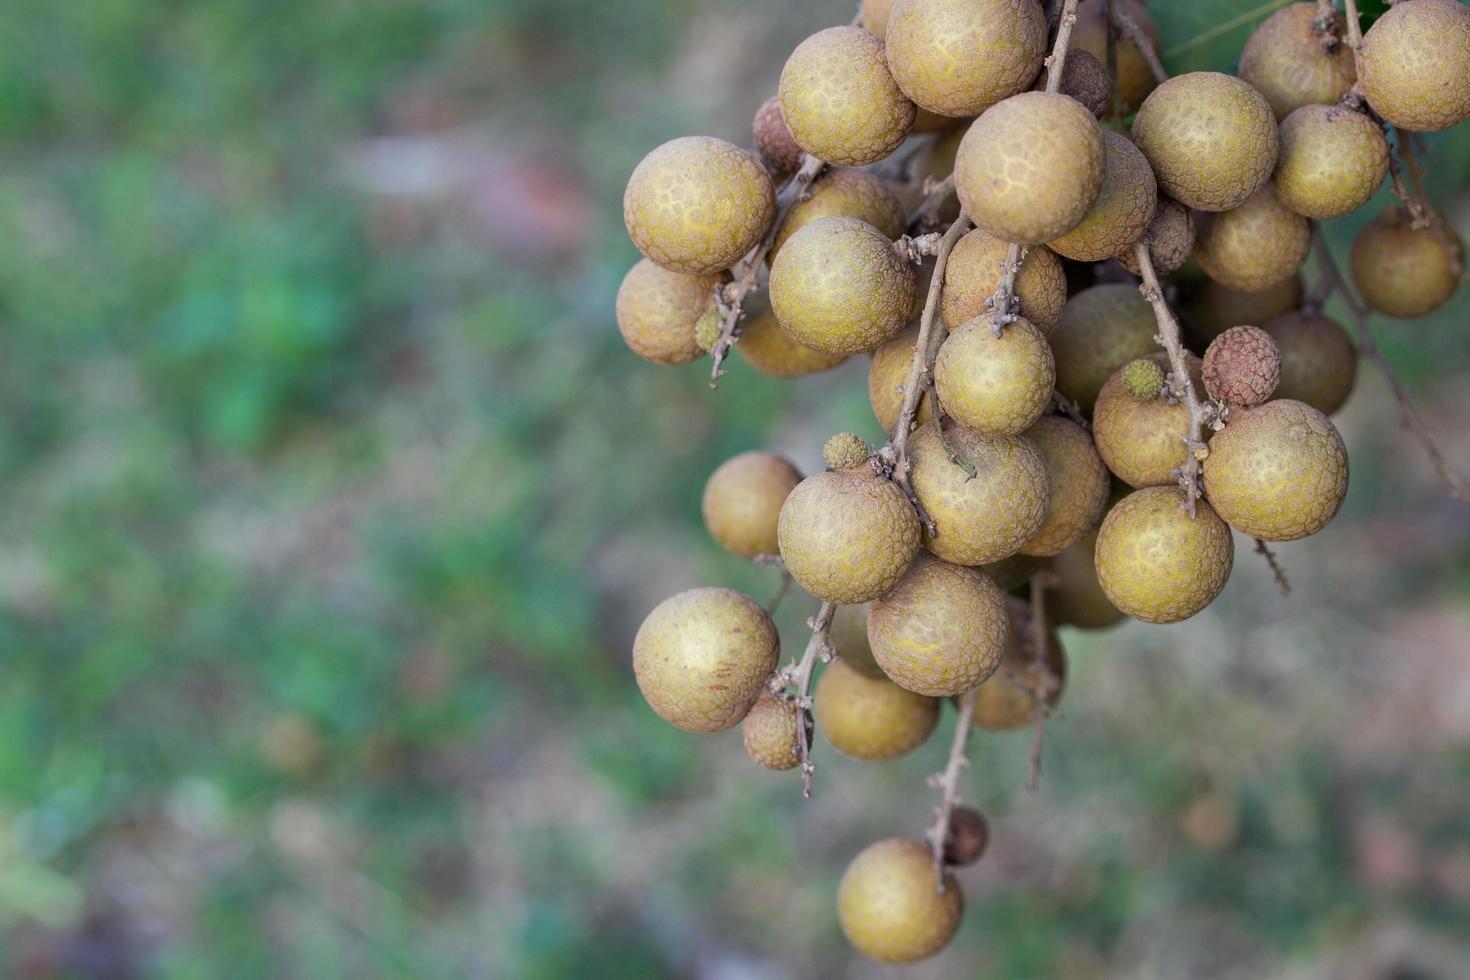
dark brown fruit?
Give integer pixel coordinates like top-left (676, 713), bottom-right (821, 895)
top-left (940, 806), bottom-right (990, 866)
top-left (1203, 325), bottom-right (1281, 408)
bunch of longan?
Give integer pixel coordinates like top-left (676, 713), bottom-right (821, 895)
top-left (616, 0), bottom-right (1468, 965)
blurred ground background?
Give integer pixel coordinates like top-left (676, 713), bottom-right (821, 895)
top-left (0, 0), bottom-right (1467, 977)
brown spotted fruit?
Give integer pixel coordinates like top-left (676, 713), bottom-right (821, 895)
top-left (1050, 283), bottom-right (1162, 413)
top-left (615, 259), bottom-right (721, 366)
top-left (1350, 208), bottom-right (1463, 319)
top-left (1020, 416), bottom-right (1110, 556)
top-left (753, 95), bottom-right (804, 177)
top-left (1034, 49), bottom-right (1112, 118)
top-left (778, 467), bottom-right (921, 603)
top-left (838, 839), bottom-right (963, 964)
top-left (1360, 0), bottom-right (1470, 132)
top-left (934, 313), bottom-right (1055, 436)
top-left (780, 26), bottom-right (916, 166)
top-left (884, 0), bottom-right (1046, 118)
top-left (1193, 184), bottom-right (1311, 292)
top-left (1094, 487), bottom-right (1234, 624)
top-left (1262, 312), bottom-right (1358, 415)
top-left (942, 227), bottom-right (1068, 334)
top-left (1048, 129), bottom-right (1158, 263)
top-left (816, 659), bottom-right (939, 761)
top-left (1238, 3), bottom-right (1357, 120)
top-left (742, 691), bottom-right (801, 770)
top-left (1092, 352), bottom-right (1204, 488)
top-left (701, 451), bottom-right (802, 559)
top-left (1116, 197), bottom-right (1195, 277)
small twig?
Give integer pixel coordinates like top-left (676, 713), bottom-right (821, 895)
top-left (909, 174), bottom-right (957, 233)
top-left (1026, 574), bottom-right (1055, 793)
top-left (928, 686), bottom-right (978, 885)
top-left (1110, 3), bottom-right (1167, 83)
top-left (1253, 539), bottom-right (1292, 596)
top-left (985, 244), bottom-right (1029, 334)
top-left (773, 600), bottom-right (837, 799)
top-left (1045, 0), bottom-right (1081, 82)
top-left (1052, 390), bottom-right (1090, 428)
top-left (894, 231), bottom-right (945, 263)
top-left (1342, 0), bottom-right (1366, 80)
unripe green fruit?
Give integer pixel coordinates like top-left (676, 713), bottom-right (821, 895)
top-left (1072, 0), bottom-right (1163, 111)
top-left (623, 136), bottom-right (776, 274)
top-left (770, 216), bottom-right (917, 355)
top-left (1238, 3), bottom-right (1356, 120)
top-left (702, 451), bottom-right (803, 559)
top-left (779, 26), bottom-right (916, 166)
top-left (1116, 197), bottom-right (1195, 276)
top-left (1203, 326), bottom-right (1280, 408)
top-left (942, 228), bottom-right (1068, 334)
top-left (869, 326), bottom-right (937, 432)
top-left (1350, 209), bottom-right (1464, 319)
top-left (633, 588), bottom-right (780, 733)
top-left (1035, 49), bottom-right (1112, 118)
top-left (743, 691), bottom-right (801, 770)
top-left (1094, 487), bottom-right (1235, 624)
top-left (1132, 72), bottom-right (1279, 212)
top-left (1202, 399), bottom-right (1349, 541)
top-left (934, 314), bottom-right (1055, 436)
top-left (1048, 129), bottom-right (1158, 262)
top-left (830, 602), bottom-right (886, 678)
top-left (778, 467), bottom-right (921, 603)
top-left (734, 292), bottom-right (849, 378)
top-left (693, 309), bottom-right (722, 354)
top-left (1020, 416), bottom-right (1110, 556)
top-left (615, 259), bottom-right (721, 365)
top-left (1050, 529), bottom-right (1127, 629)
top-left (1185, 275), bottom-right (1304, 341)
top-left (838, 839), bottom-right (962, 964)
top-left (1274, 104), bottom-right (1389, 220)
top-left (972, 596), bottom-right (1066, 730)
top-left (956, 91), bottom-right (1106, 244)
top-left (1050, 283), bottom-right (1162, 413)
top-left (1121, 358), bottom-right (1166, 401)
top-left (770, 167), bottom-right (907, 261)
top-left (867, 554), bottom-right (1008, 696)
top-left (1194, 185), bottom-right (1310, 292)
top-left (1361, 0), bottom-right (1470, 132)
top-left (753, 96), bottom-right (804, 177)
top-left (824, 432), bottom-right (871, 471)
top-left (885, 0), bottom-right (1046, 117)
top-left (1262, 312), bottom-right (1358, 415)
top-left (1093, 352), bottom-right (1203, 488)
top-left (816, 659), bottom-right (939, 760)
top-left (910, 422), bottom-right (1050, 565)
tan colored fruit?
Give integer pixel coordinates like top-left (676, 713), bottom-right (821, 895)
top-left (1050, 529), bottom-right (1127, 629)
top-left (885, 0), bottom-right (1046, 117)
top-left (957, 91), bottom-right (1106, 244)
top-left (1274, 104), bottom-right (1389, 220)
top-left (910, 422), bottom-right (1050, 565)
top-left (743, 691), bottom-right (801, 770)
top-left (934, 314), bottom-right (1055, 436)
top-left (972, 596), bottom-right (1065, 731)
top-left (615, 259), bottom-right (721, 365)
top-left (770, 168), bottom-right (907, 260)
top-left (868, 554), bottom-right (1008, 696)
top-left (623, 136), bottom-right (776, 274)
top-left (777, 467), bottom-right (921, 603)
top-left (942, 228), bottom-right (1068, 334)
top-left (1360, 0), bottom-right (1470, 132)
top-left (1094, 487), bottom-right (1234, 624)
top-left (1194, 185), bottom-right (1311, 292)
top-left (940, 806), bottom-right (990, 866)
top-left (1048, 129), bottom-right (1158, 262)
top-left (1050, 283), bottom-right (1162, 412)
top-left (753, 96), bottom-right (804, 177)
top-left (869, 326), bottom-right (937, 432)
top-left (1262, 312), bottom-right (1357, 415)
top-left (816, 660), bottom-right (939, 760)
top-left (1072, 0), bottom-right (1163, 111)
top-left (1132, 72), bottom-right (1279, 212)
top-left (1202, 399), bottom-right (1349, 541)
top-left (633, 588), bottom-right (780, 733)
top-left (701, 451), bottom-right (803, 559)
top-left (1021, 416), bottom-right (1110, 556)
top-left (830, 602), bottom-right (886, 678)
top-left (1238, 3), bottom-right (1357, 120)
top-left (779, 26), bottom-right (916, 166)
top-left (1350, 209), bottom-right (1463, 318)
top-left (1035, 49), bottom-right (1112, 117)
top-left (1185, 275), bottom-right (1303, 340)
top-left (734, 292), bottom-right (849, 378)
top-left (1116, 198), bottom-right (1196, 276)
top-left (838, 839), bottom-right (963, 964)
top-left (1093, 352), bottom-right (1204, 488)
top-left (860, 0), bottom-right (897, 36)
top-left (1203, 326), bottom-right (1280, 408)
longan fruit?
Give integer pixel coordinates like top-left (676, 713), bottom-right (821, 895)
top-left (816, 659), bottom-right (939, 761)
top-left (1050, 283), bottom-right (1162, 413)
top-left (1132, 72), bottom-right (1279, 212)
top-left (779, 26), bottom-right (916, 166)
top-left (734, 292), bottom-right (849, 378)
top-left (743, 691), bottom-right (801, 770)
top-left (701, 451), bottom-right (803, 559)
top-left (633, 588), bottom-right (780, 733)
top-left (838, 839), bottom-right (962, 964)
top-left (1361, 0), bottom-right (1470, 132)
top-left (1193, 185), bottom-right (1311, 292)
top-left (1203, 326), bottom-right (1280, 408)
top-left (1350, 208), bottom-right (1464, 319)
top-left (885, 0), bottom-right (1046, 118)
top-left (1020, 416), bottom-right (1110, 557)
top-left (942, 228), bottom-right (1068, 335)
top-left (1034, 49), bottom-right (1113, 118)
top-left (1049, 129), bottom-right (1158, 263)
top-left (1184, 274), bottom-right (1304, 341)
top-left (615, 259), bottom-right (721, 366)
top-left (770, 168), bottom-right (907, 260)
top-left (972, 596), bottom-right (1066, 731)
top-left (869, 326), bottom-right (938, 432)
top-left (1115, 197), bottom-right (1195, 277)
top-left (1262, 311), bottom-right (1358, 415)
top-left (1274, 104), bottom-right (1389, 220)
top-left (939, 806), bottom-right (990, 866)
top-left (830, 602), bottom-right (886, 678)
top-left (623, 136), bottom-right (776, 274)
top-left (1238, 3), bottom-right (1357, 120)
top-left (753, 96), bottom-right (804, 177)
top-left (777, 467), bottom-right (921, 604)
top-left (1050, 529), bottom-right (1127, 630)
top-left (1093, 352), bottom-right (1204, 489)
top-left (1094, 487), bottom-right (1235, 624)
top-left (934, 314), bottom-right (1055, 436)
top-left (1072, 0), bottom-right (1164, 111)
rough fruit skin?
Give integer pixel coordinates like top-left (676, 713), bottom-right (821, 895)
top-left (885, 0), bottom-right (1046, 117)
top-left (1202, 399), bottom-right (1349, 542)
top-left (1050, 529), bottom-right (1127, 629)
top-left (770, 168), bottom-right (907, 261)
top-left (837, 839), bottom-right (963, 964)
top-left (777, 467), bottom-right (921, 603)
top-left (1274, 104), bottom-right (1389, 220)
top-left (1132, 72), bottom-right (1279, 212)
top-left (816, 660), bottom-right (939, 761)
top-left (615, 259), bottom-right (721, 366)
top-left (623, 136), bottom-right (776, 275)
top-left (734, 292), bottom-right (849, 378)
top-left (934, 314), bottom-right (1055, 436)
top-left (1122, 358), bottom-right (1166, 401)
top-left (1050, 283), bottom-right (1161, 413)
top-left (1049, 129), bottom-right (1158, 262)
top-left (1186, 275), bottom-right (1303, 340)
top-left (632, 588), bottom-right (780, 733)
top-left (972, 596), bottom-right (1066, 730)
top-left (1361, 0), bottom-right (1470, 132)
top-left (743, 691), bottom-right (801, 770)
top-left (769, 216), bottom-right (916, 355)
top-left (1350, 209), bottom-right (1464, 319)
top-left (1020, 416), bottom-right (1110, 556)
top-left (1116, 198), bottom-right (1195, 276)
top-left (1094, 487), bottom-right (1235, 625)
top-left (1035, 49), bottom-right (1112, 118)
top-left (779, 26), bottom-right (917, 166)
top-left (1203, 326), bottom-right (1280, 408)
top-left (869, 326), bottom-right (937, 431)
top-left (1072, 0), bottom-right (1163, 111)
top-left (1194, 184), bottom-right (1311, 292)
top-left (943, 228), bottom-right (1067, 334)
top-left (753, 96), bottom-right (804, 177)
top-left (910, 422), bottom-right (1050, 566)
top-left (701, 451), bottom-right (803, 559)
top-left (1093, 352), bottom-right (1203, 488)
top-left (824, 432), bottom-right (871, 471)
top-left (867, 554), bottom-right (1009, 697)
top-left (830, 602), bottom-right (886, 678)
top-left (1238, 3), bottom-right (1357, 120)
top-left (1262, 312), bottom-right (1358, 415)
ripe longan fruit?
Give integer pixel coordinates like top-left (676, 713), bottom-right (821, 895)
top-left (1193, 185), bottom-right (1311, 292)
top-left (972, 596), bottom-right (1066, 731)
top-left (869, 326), bottom-right (937, 432)
top-left (1049, 129), bottom-right (1158, 263)
top-left (701, 451), bottom-right (803, 559)
top-left (769, 216), bottom-right (917, 355)
top-left (1093, 352), bottom-right (1204, 489)
top-left (1094, 487), bottom-right (1235, 624)
top-left (1350, 209), bottom-right (1464, 318)
top-left (743, 691), bottom-right (801, 770)
top-left (1072, 0), bottom-right (1163, 111)
top-left (816, 659), bottom-right (939, 761)
top-left (1185, 274), bottom-right (1303, 341)
top-left (1274, 104), bottom-right (1389, 220)
top-left (1034, 49), bottom-right (1113, 118)
top-left (1202, 399), bottom-right (1349, 541)
top-left (1116, 198), bottom-right (1195, 277)
top-left (1050, 529), bottom-right (1127, 629)
top-left (1360, 0), bottom-right (1470, 132)
top-left (779, 26), bottom-right (916, 166)
top-left (624, 136), bottom-right (776, 275)
top-left (769, 168), bottom-right (907, 260)
top-left (633, 588), bottom-right (780, 733)
top-left (868, 554), bottom-right (1009, 697)
top-left (942, 228), bottom-right (1068, 334)
top-left (1203, 326), bottom-right (1280, 408)
top-left (615, 259), bottom-right (721, 366)
top-left (753, 96), bottom-right (804, 177)
top-left (1132, 72), bottom-right (1279, 212)
top-left (830, 602), bottom-right (886, 678)
top-left (1050, 283), bottom-right (1163, 413)
top-left (1238, 3), bottom-right (1356, 120)
top-left (1262, 312), bottom-right (1358, 415)
top-left (734, 292), bottom-right (849, 378)
top-left (934, 314), bottom-right (1055, 436)
top-left (885, 0), bottom-right (1046, 118)
top-left (1020, 416), bottom-right (1110, 556)
top-left (838, 839), bottom-right (963, 964)
top-left (910, 422), bottom-right (1050, 566)
top-left (777, 467), bottom-right (921, 604)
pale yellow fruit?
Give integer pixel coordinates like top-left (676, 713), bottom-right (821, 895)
top-left (934, 314), bottom-right (1055, 436)
top-left (777, 467), bottom-right (921, 603)
top-left (615, 259), bottom-right (720, 366)
top-left (1050, 529), bottom-right (1127, 629)
top-left (869, 326), bottom-right (937, 432)
top-left (701, 451), bottom-right (802, 559)
top-left (1048, 129), bottom-right (1158, 262)
top-left (734, 292), bottom-right (849, 378)
top-left (885, 0), bottom-right (1047, 117)
top-left (838, 839), bottom-right (963, 964)
top-left (1094, 487), bottom-right (1234, 624)
top-left (942, 228), bottom-right (1067, 335)
top-left (816, 659), bottom-right (939, 761)
top-left (1021, 415), bottom-right (1110, 556)
top-left (779, 26), bottom-right (916, 166)
top-left (1238, 3), bottom-right (1357, 120)
top-left (1193, 185), bottom-right (1311, 292)
top-left (1361, 0), bottom-right (1470, 132)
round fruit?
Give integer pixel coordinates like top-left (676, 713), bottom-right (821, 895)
top-left (870, 326), bottom-right (938, 432)
top-left (1202, 399), bottom-right (1349, 541)
top-left (868, 554), bottom-right (1009, 697)
top-left (972, 596), bottom-right (1066, 731)
top-left (1132, 72), bottom-right (1279, 212)
top-left (957, 91), bottom-right (1106, 244)
top-left (1035, 49), bottom-right (1112, 117)
top-left (1020, 416), bottom-right (1110, 556)
top-left (701, 451), bottom-right (803, 559)
top-left (1094, 487), bottom-right (1235, 624)
top-left (1193, 185), bottom-right (1311, 292)
top-left (734, 292), bottom-right (849, 378)
top-left (777, 467), bottom-right (921, 603)
top-left (838, 839), bottom-right (962, 964)
top-left (824, 433), bottom-right (871, 471)
top-left (779, 26), bottom-right (916, 166)
top-left (940, 806), bottom-right (990, 866)
top-left (1048, 129), bottom-right (1158, 262)
top-left (860, 0), bottom-right (897, 36)
top-left (1238, 3), bottom-right (1357, 120)
top-left (1274, 103), bottom-right (1389, 220)
top-left (1203, 326), bottom-right (1280, 408)
top-left (1050, 529), bottom-right (1127, 629)
top-left (830, 602), bottom-right (886, 678)
top-left (816, 659), bottom-right (939, 761)
top-left (615, 259), bottom-right (721, 365)
top-left (1072, 0), bottom-right (1164, 111)
top-left (743, 691), bottom-right (801, 770)
top-left (632, 588), bottom-right (780, 733)
top-left (623, 136), bottom-right (776, 274)
top-left (1360, 0), bottom-right (1470, 132)
top-left (1262, 312), bottom-right (1358, 415)
top-left (1093, 352), bottom-right (1204, 488)
top-left (770, 167), bottom-right (907, 260)
top-left (1050, 283), bottom-right (1163, 413)
top-left (942, 228), bottom-right (1068, 334)
top-left (934, 314), bottom-right (1055, 436)
top-left (1121, 357), bottom-right (1166, 401)
top-left (1350, 209), bottom-right (1464, 318)
top-left (1116, 198), bottom-right (1195, 276)
top-left (885, 0), bottom-right (1046, 117)
top-left (753, 95), bottom-right (804, 177)
top-left (1185, 275), bottom-right (1304, 340)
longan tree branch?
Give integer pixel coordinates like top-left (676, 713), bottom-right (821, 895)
top-left (1026, 573), bottom-right (1056, 793)
top-left (773, 599), bottom-right (837, 798)
top-left (928, 686), bottom-right (978, 886)
top-left (1253, 539), bottom-right (1291, 596)
top-left (909, 174), bottom-right (957, 233)
top-left (1111, 4), bottom-right (1168, 84)
top-left (1045, 0), bottom-right (1081, 83)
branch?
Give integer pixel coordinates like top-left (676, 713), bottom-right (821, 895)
top-left (772, 600), bottom-right (837, 798)
top-left (1111, 2), bottom-right (1168, 83)
top-left (909, 173), bottom-right (956, 233)
top-left (928, 686), bottom-right (978, 885)
top-left (1253, 538), bottom-right (1291, 596)
top-left (1343, 0), bottom-right (1366, 80)
top-left (1026, 573), bottom-right (1056, 793)
top-left (1045, 0), bottom-right (1081, 83)
top-left (985, 244), bottom-right (1030, 334)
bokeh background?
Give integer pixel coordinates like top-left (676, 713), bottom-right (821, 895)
top-left (1, 0), bottom-right (1468, 976)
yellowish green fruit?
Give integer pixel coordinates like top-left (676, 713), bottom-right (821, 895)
top-left (1238, 3), bottom-right (1357, 120)
top-left (1121, 358), bottom-right (1166, 401)
top-left (1349, 209), bottom-right (1463, 318)
top-left (701, 451), bottom-right (803, 559)
top-left (1202, 325), bottom-right (1280, 408)
top-left (693, 309), bottom-right (722, 353)
top-left (1072, 0), bottom-right (1163, 111)
top-left (779, 26), bottom-right (916, 166)
top-left (615, 259), bottom-right (721, 365)
top-left (816, 659), bottom-right (939, 760)
top-left (777, 467), bottom-right (921, 603)
top-left (1020, 416), bottom-right (1110, 556)
top-left (824, 432), bottom-right (872, 471)
top-left (1361, 0), bottom-right (1470, 132)
top-left (1262, 312), bottom-right (1358, 415)
top-left (942, 228), bottom-right (1068, 334)
top-left (1050, 283), bottom-right (1161, 412)
top-left (1093, 352), bottom-right (1203, 488)
top-left (869, 326), bottom-right (937, 431)
top-left (830, 602), bottom-right (886, 678)
top-left (1274, 104), bottom-right (1388, 220)
top-left (838, 839), bottom-right (962, 964)
top-left (770, 167), bottom-right (907, 260)
top-left (1116, 197), bottom-right (1195, 276)
top-left (1194, 184), bottom-right (1311, 292)
top-left (1185, 275), bottom-right (1303, 340)
top-left (1048, 129), bottom-right (1158, 262)
top-left (934, 314), bottom-right (1055, 436)
top-left (1050, 529), bottom-right (1127, 629)
top-left (885, 0), bottom-right (1046, 117)
top-left (742, 691), bottom-right (801, 770)
top-left (734, 292), bottom-right (849, 378)
top-left (972, 596), bottom-right (1066, 730)
top-left (1094, 487), bottom-right (1234, 624)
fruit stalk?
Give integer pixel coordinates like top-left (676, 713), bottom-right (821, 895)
top-left (1110, 3), bottom-right (1167, 83)
top-left (1342, 0), bottom-right (1366, 79)
top-left (785, 599), bottom-right (837, 798)
top-left (1253, 539), bottom-right (1292, 596)
top-left (1045, 0), bottom-right (1082, 86)
top-left (928, 685), bottom-right (978, 885)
